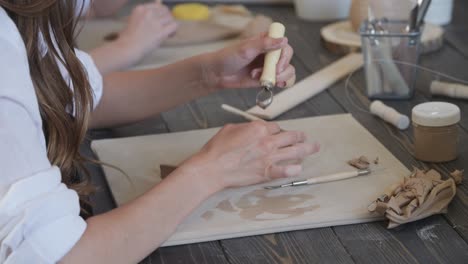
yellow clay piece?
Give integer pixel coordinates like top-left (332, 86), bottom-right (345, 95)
top-left (172, 3), bottom-right (211, 21)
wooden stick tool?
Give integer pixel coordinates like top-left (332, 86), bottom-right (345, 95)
top-left (256, 22), bottom-right (286, 109)
top-left (264, 169), bottom-right (371, 189)
top-left (221, 104), bottom-right (262, 121)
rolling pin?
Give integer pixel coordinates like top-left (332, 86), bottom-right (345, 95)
top-left (430, 81), bottom-right (468, 99)
top-left (256, 22), bottom-right (286, 109)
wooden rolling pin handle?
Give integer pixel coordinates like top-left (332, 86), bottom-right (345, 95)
top-left (431, 81), bottom-right (468, 99)
top-left (260, 22), bottom-right (286, 88)
top-left (306, 169), bottom-right (370, 185)
top-left (370, 100), bottom-right (410, 130)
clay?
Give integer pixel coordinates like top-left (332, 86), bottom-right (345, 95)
top-left (216, 200), bottom-right (237, 213)
top-left (348, 156), bottom-right (370, 170)
top-left (216, 190), bottom-right (319, 221)
top-left (413, 124), bottom-right (458, 162)
top-left (201, 211), bottom-right (214, 221)
top-left (450, 170), bottom-right (464, 185)
top-left (368, 168), bottom-right (457, 229)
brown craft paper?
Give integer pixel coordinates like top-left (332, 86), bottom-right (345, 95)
top-left (368, 168), bottom-right (462, 229)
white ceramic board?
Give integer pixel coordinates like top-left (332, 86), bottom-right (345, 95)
top-left (91, 114), bottom-right (408, 246)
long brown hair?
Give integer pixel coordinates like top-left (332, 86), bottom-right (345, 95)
top-left (0, 0), bottom-right (94, 197)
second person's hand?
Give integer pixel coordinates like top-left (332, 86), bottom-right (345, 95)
top-left (117, 1), bottom-right (178, 64)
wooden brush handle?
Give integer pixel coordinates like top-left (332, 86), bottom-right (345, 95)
top-left (370, 100), bottom-right (410, 130)
top-left (260, 22), bottom-right (285, 88)
top-left (431, 81), bottom-right (468, 99)
top-left (306, 170), bottom-right (361, 185)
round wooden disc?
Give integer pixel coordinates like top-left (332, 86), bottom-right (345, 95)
top-left (320, 21), bottom-right (444, 55)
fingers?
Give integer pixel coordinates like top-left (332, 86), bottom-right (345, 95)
top-left (270, 142), bottom-right (320, 163)
top-left (160, 21), bottom-right (178, 38)
top-left (265, 142), bottom-right (320, 179)
top-left (277, 44), bottom-right (293, 73)
top-left (238, 36), bottom-right (287, 61)
top-left (250, 120), bottom-right (281, 136)
top-left (264, 131), bottom-right (306, 150)
top-left (267, 164), bottom-right (303, 179)
top-left (275, 65), bottom-right (295, 88)
top-left (285, 74), bottom-right (296, 88)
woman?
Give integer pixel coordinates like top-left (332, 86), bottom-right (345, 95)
top-left (87, 0), bottom-right (178, 74)
top-left (0, 0), bottom-right (318, 263)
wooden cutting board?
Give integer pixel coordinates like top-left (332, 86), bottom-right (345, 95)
top-left (76, 9), bottom-right (272, 70)
top-left (91, 114), bottom-right (408, 246)
top-left (321, 21), bottom-right (445, 55)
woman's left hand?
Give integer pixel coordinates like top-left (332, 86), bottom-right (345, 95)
top-left (203, 34), bottom-right (295, 90)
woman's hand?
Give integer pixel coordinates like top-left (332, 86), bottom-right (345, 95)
top-left (117, 1), bottom-right (178, 64)
top-left (203, 34), bottom-right (295, 90)
top-left (179, 121), bottom-right (320, 192)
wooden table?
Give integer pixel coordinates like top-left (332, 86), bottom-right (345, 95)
top-left (82, 1), bottom-right (468, 263)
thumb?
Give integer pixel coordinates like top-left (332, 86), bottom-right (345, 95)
top-left (239, 36), bottom-right (287, 61)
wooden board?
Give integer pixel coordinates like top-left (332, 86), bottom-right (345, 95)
top-left (321, 21), bottom-right (445, 55)
top-left (91, 114), bottom-right (408, 247)
top-left (76, 12), bottom-right (272, 70)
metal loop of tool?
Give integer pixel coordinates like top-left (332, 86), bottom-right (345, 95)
top-left (256, 87), bottom-right (274, 109)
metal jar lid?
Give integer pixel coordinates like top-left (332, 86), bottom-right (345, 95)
top-left (412, 102), bottom-right (461, 127)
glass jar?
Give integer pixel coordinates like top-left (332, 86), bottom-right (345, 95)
top-left (412, 102), bottom-right (461, 162)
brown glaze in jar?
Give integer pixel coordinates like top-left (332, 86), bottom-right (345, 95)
top-left (412, 102), bottom-right (461, 162)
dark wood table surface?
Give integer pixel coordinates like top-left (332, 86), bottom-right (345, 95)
top-left (83, 1), bottom-right (468, 263)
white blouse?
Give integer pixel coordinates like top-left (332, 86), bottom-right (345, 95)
top-left (0, 4), bottom-right (102, 263)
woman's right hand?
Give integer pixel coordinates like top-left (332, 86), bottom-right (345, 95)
top-left (180, 121), bottom-right (320, 192)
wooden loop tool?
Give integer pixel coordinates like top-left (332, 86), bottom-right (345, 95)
top-left (256, 22), bottom-right (286, 109)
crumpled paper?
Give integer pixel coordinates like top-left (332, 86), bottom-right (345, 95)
top-left (368, 168), bottom-right (463, 229)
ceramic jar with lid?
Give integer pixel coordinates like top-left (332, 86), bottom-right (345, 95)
top-left (412, 102), bottom-right (461, 162)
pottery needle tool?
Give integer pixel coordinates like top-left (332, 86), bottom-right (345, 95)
top-left (256, 22), bottom-right (286, 109)
top-left (264, 169), bottom-right (371, 189)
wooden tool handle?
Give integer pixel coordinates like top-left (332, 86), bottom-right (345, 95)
top-left (260, 22), bottom-right (285, 88)
top-left (221, 104), bottom-right (262, 121)
top-left (431, 81), bottom-right (468, 99)
top-left (306, 171), bottom-right (360, 185)
top-left (370, 100), bottom-right (410, 130)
